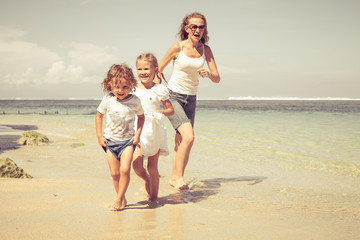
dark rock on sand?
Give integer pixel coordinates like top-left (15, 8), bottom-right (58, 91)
top-left (18, 130), bottom-right (50, 145)
top-left (0, 157), bottom-right (33, 178)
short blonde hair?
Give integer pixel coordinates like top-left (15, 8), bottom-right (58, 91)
top-left (101, 64), bottom-right (137, 93)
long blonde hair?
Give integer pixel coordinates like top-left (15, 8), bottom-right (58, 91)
top-left (178, 12), bottom-right (209, 44)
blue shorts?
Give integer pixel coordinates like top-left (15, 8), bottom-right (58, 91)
top-left (167, 89), bottom-right (197, 132)
top-left (103, 139), bottom-right (135, 161)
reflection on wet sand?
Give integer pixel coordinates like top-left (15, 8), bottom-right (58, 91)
top-left (126, 176), bottom-right (267, 209)
top-left (105, 176), bottom-right (267, 239)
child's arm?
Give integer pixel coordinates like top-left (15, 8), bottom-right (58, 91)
top-left (155, 99), bottom-right (174, 117)
top-left (95, 112), bottom-right (107, 147)
top-left (132, 114), bottom-right (145, 145)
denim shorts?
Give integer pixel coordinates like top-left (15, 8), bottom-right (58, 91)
top-left (167, 89), bottom-right (197, 131)
top-left (103, 139), bottom-right (135, 161)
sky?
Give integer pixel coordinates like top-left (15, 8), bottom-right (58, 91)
top-left (0, 0), bottom-right (359, 99)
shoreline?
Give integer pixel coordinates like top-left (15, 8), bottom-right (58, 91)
top-left (1, 115), bottom-right (359, 240)
top-left (0, 124), bottom-right (39, 154)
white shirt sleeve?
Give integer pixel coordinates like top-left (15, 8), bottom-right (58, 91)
top-left (155, 84), bottom-right (170, 102)
top-left (97, 95), bottom-right (109, 114)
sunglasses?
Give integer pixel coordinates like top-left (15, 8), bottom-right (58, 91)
top-left (187, 24), bottom-right (205, 31)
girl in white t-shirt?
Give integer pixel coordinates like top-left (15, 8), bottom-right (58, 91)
top-left (96, 64), bottom-right (144, 210)
top-left (133, 53), bottom-right (174, 202)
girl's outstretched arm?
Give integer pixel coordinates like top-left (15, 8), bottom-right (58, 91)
top-left (156, 99), bottom-right (174, 117)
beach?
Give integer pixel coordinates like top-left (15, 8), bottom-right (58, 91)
top-left (1, 102), bottom-right (360, 239)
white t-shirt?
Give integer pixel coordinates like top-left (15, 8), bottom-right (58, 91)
top-left (97, 94), bottom-right (143, 142)
top-left (134, 83), bottom-right (169, 114)
top-left (134, 84), bottom-right (170, 156)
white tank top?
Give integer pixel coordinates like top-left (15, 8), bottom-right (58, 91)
top-left (168, 42), bottom-right (205, 95)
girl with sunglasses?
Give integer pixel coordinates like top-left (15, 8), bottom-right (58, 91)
top-left (156, 12), bottom-right (220, 190)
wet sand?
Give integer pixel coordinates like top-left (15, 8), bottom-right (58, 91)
top-left (1, 115), bottom-right (359, 240)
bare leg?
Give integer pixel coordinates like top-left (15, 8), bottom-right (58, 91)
top-left (107, 150), bottom-right (120, 194)
top-left (147, 150), bottom-right (160, 201)
top-left (170, 122), bottom-right (194, 190)
top-left (108, 146), bottom-right (133, 210)
top-left (132, 147), bottom-right (150, 198)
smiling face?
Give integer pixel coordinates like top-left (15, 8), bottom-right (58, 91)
top-left (186, 17), bottom-right (206, 42)
top-left (136, 59), bottom-right (157, 88)
top-left (111, 78), bottom-right (132, 100)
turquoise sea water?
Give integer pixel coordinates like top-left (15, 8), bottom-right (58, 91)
top-left (194, 108), bottom-right (360, 178)
top-left (1, 99), bottom-right (359, 178)
top-left (1, 99), bottom-right (359, 240)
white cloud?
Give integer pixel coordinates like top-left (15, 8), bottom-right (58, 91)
top-left (44, 61), bottom-right (83, 84)
top-left (0, 26), bottom-right (118, 86)
top-left (0, 26), bottom-right (60, 85)
top-left (68, 42), bottom-right (117, 79)
top-left (44, 42), bottom-right (118, 84)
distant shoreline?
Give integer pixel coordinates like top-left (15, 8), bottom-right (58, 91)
top-left (1, 98), bottom-right (359, 115)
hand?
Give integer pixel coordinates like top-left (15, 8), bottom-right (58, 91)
top-left (197, 68), bottom-right (211, 78)
top-left (131, 135), bottom-right (140, 145)
top-left (98, 137), bottom-right (107, 148)
top-left (154, 110), bottom-right (164, 115)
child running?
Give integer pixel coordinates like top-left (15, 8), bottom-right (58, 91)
top-left (95, 64), bottom-right (144, 210)
top-left (133, 53), bottom-right (174, 202)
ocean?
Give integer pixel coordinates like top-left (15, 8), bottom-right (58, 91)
top-left (1, 98), bottom-right (360, 239)
top-left (1, 99), bottom-right (360, 180)
top-left (1, 98), bottom-right (360, 115)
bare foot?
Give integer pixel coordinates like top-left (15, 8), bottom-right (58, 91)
top-left (109, 198), bottom-right (127, 211)
top-left (148, 198), bottom-right (160, 208)
top-left (169, 178), bottom-right (189, 190)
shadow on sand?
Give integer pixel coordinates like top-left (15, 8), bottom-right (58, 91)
top-left (126, 176), bottom-right (267, 210)
top-left (0, 124), bottom-right (38, 154)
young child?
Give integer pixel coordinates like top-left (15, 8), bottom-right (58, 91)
top-left (95, 64), bottom-right (144, 210)
top-left (133, 53), bottom-right (174, 202)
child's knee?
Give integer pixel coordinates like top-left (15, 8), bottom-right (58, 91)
top-left (111, 172), bottom-right (120, 181)
top-left (133, 165), bottom-right (143, 175)
top-left (182, 133), bottom-right (195, 145)
top-left (132, 159), bottom-right (142, 170)
top-left (147, 165), bottom-right (159, 176)
top-left (119, 167), bottom-right (131, 176)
